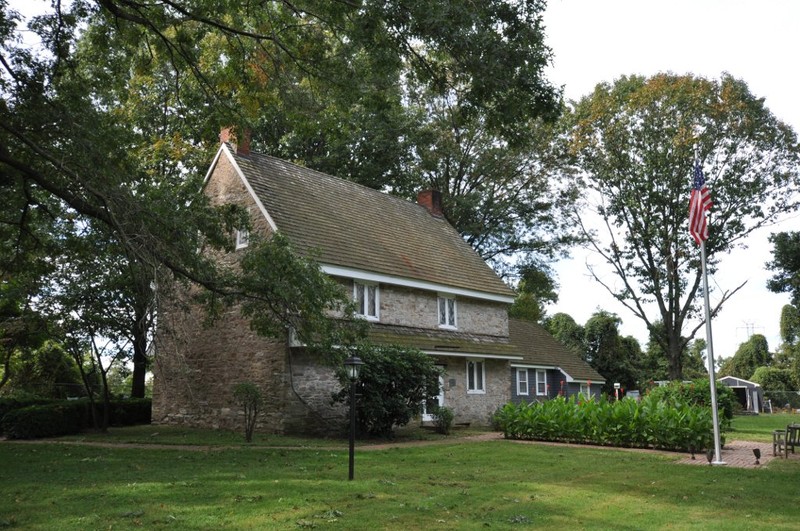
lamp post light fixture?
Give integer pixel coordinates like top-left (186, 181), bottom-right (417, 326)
top-left (344, 355), bottom-right (364, 481)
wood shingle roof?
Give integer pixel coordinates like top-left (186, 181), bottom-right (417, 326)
top-left (229, 148), bottom-right (514, 298)
top-left (509, 318), bottom-right (605, 382)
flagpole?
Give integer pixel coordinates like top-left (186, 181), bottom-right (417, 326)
top-left (694, 143), bottom-right (725, 465)
top-left (700, 240), bottom-right (725, 465)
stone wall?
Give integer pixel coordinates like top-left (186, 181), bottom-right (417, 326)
top-left (347, 281), bottom-right (508, 337)
top-left (152, 150), bottom-right (349, 435)
top-left (434, 355), bottom-right (511, 426)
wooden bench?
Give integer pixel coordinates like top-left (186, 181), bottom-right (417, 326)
top-left (774, 424), bottom-right (800, 458)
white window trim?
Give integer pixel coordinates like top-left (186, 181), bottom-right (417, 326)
top-left (580, 383), bottom-right (591, 397)
top-left (353, 281), bottom-right (379, 321)
top-left (535, 369), bottom-right (547, 396)
top-left (466, 359), bottom-right (486, 394)
top-left (438, 294), bottom-right (457, 329)
top-left (517, 368), bottom-right (529, 396)
top-left (235, 228), bottom-right (249, 250)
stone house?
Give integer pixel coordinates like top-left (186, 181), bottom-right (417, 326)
top-left (152, 137), bottom-right (604, 434)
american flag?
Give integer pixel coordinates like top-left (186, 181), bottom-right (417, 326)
top-left (688, 160), bottom-right (712, 245)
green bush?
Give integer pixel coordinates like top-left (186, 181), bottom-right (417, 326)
top-left (0, 395), bottom-right (52, 435)
top-left (646, 379), bottom-right (735, 423)
top-left (495, 393), bottom-right (722, 452)
top-left (1, 402), bottom-right (86, 439)
top-left (332, 345), bottom-right (442, 438)
top-left (431, 406), bottom-right (454, 435)
top-left (0, 398), bottom-right (151, 439)
top-left (233, 383), bottom-right (262, 442)
top-left (108, 398), bottom-right (152, 426)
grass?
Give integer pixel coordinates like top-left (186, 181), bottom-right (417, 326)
top-left (54, 423), bottom-right (488, 448)
top-left (1, 414), bottom-right (799, 530)
top-left (726, 412), bottom-right (799, 442)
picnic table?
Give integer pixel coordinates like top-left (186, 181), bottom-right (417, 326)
top-left (773, 423), bottom-right (800, 458)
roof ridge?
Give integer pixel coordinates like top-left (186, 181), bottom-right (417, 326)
top-left (236, 150), bottom-right (420, 210)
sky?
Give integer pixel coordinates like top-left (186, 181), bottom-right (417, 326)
top-left (542, 0), bottom-right (800, 361)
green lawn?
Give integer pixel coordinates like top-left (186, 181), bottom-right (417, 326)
top-left (1, 415), bottom-right (799, 530)
top-left (726, 412), bottom-right (799, 442)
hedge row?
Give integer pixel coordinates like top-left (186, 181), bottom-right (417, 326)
top-left (494, 394), bottom-right (726, 452)
top-left (0, 398), bottom-right (151, 439)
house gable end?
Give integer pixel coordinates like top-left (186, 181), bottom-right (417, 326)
top-left (204, 144), bottom-right (278, 233)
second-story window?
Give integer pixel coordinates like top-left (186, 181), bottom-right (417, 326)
top-left (354, 281), bottom-right (379, 321)
top-left (438, 295), bottom-right (456, 328)
top-left (235, 228), bottom-right (249, 250)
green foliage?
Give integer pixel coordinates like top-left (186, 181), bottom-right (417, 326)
top-left (567, 73), bottom-right (800, 380)
top-left (0, 395), bottom-right (51, 434)
top-left (495, 393), bottom-right (723, 452)
top-left (431, 406), bottom-right (454, 435)
top-left (332, 345), bottom-right (442, 438)
top-left (646, 379), bottom-right (735, 422)
top-left (775, 304), bottom-right (800, 386)
top-left (544, 312), bottom-right (585, 357)
top-left (232, 382), bottom-right (262, 443)
top-left (717, 334), bottom-right (772, 380)
top-left (235, 234), bottom-right (365, 354)
top-left (751, 367), bottom-right (794, 391)
top-left (583, 311), bottom-right (642, 393)
top-left (751, 367), bottom-right (796, 408)
top-left (398, 80), bottom-right (575, 279)
top-left (1, 402), bottom-right (86, 439)
top-left (767, 232), bottom-right (800, 308)
top-left (509, 265), bottom-right (560, 323)
top-left (0, 398), bottom-right (151, 439)
top-left (4, 340), bottom-right (83, 399)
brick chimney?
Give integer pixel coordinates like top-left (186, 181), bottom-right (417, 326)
top-left (219, 126), bottom-right (251, 155)
top-left (417, 189), bottom-right (444, 217)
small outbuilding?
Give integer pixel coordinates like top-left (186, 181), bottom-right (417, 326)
top-left (719, 376), bottom-right (764, 414)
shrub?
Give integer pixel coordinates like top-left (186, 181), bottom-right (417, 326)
top-left (108, 398), bottom-right (152, 426)
top-left (0, 395), bottom-right (52, 435)
top-left (0, 398), bottom-right (151, 439)
top-left (431, 406), bottom-right (454, 435)
top-left (496, 393), bottom-right (722, 452)
top-left (233, 383), bottom-right (262, 442)
top-left (1, 402), bottom-right (86, 439)
top-left (332, 345), bottom-right (442, 438)
top-left (646, 379), bottom-right (735, 423)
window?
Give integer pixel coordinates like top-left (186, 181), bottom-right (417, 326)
top-left (235, 228), bottom-right (249, 250)
top-left (467, 360), bottom-right (485, 394)
top-left (517, 368), bottom-right (529, 396)
top-left (354, 281), bottom-right (379, 320)
top-left (580, 383), bottom-right (591, 397)
top-left (535, 369), bottom-right (547, 396)
top-left (438, 295), bottom-right (457, 328)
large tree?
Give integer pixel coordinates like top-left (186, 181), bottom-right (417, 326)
top-left (583, 310), bottom-right (642, 393)
top-left (1, 1), bottom-right (564, 389)
top-left (718, 334), bottom-right (772, 380)
top-left (767, 231), bottom-right (800, 308)
top-left (567, 73), bottom-right (800, 379)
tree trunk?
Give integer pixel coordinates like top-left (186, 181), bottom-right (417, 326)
top-left (130, 305), bottom-right (149, 398)
top-left (130, 332), bottom-right (147, 398)
top-left (667, 336), bottom-right (684, 381)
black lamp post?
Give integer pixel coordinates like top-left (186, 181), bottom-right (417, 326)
top-left (344, 355), bottom-right (364, 481)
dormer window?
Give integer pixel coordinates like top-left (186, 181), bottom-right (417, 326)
top-left (438, 295), bottom-right (456, 329)
top-left (354, 281), bottom-right (379, 321)
top-left (235, 228), bottom-right (249, 250)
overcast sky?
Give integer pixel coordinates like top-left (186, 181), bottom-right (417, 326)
top-left (543, 0), bottom-right (800, 362)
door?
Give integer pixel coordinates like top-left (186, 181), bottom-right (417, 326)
top-left (422, 374), bottom-right (445, 422)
